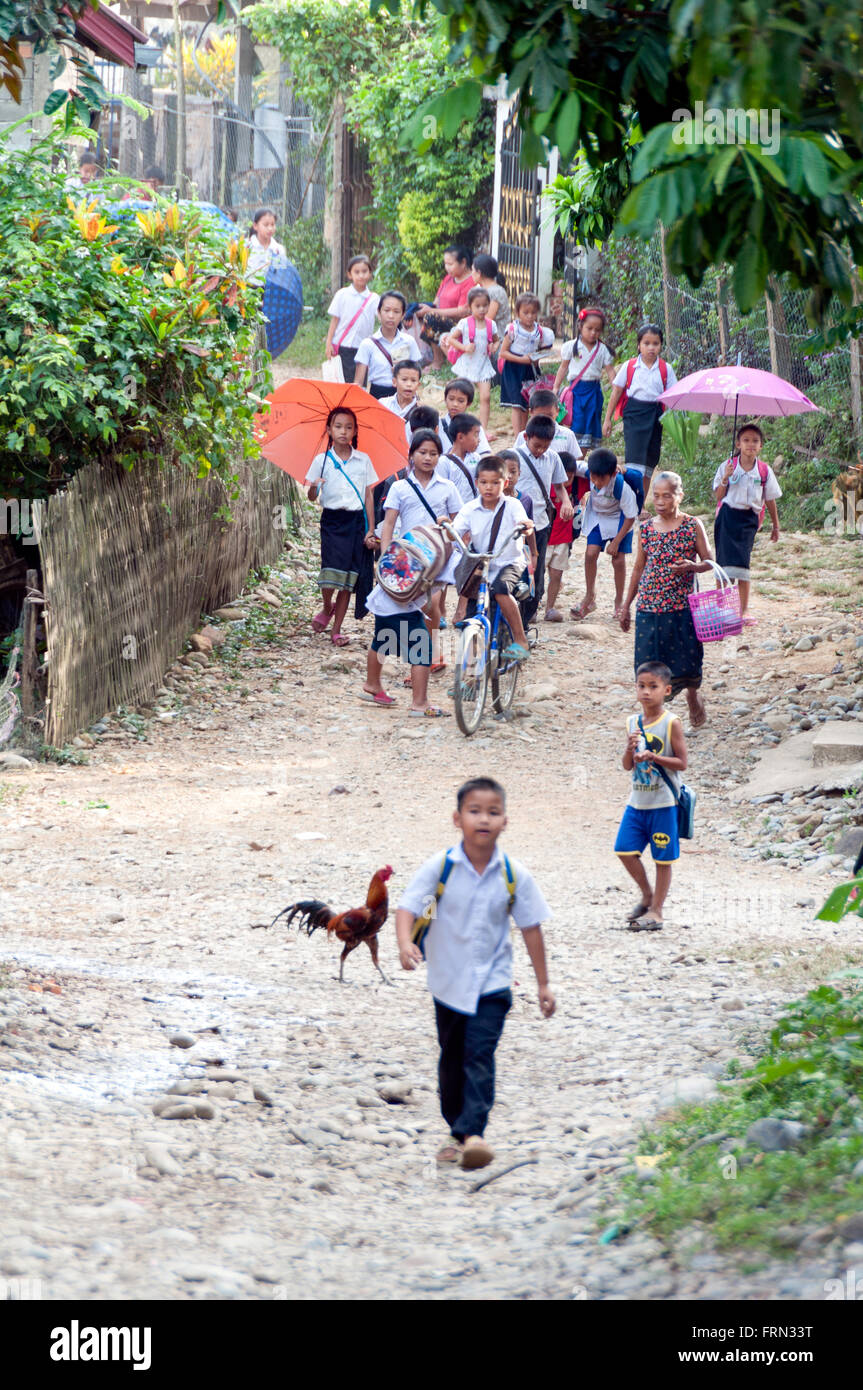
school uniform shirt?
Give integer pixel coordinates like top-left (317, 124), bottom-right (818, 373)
top-left (612, 356), bottom-right (678, 402)
top-left (560, 337), bottom-right (614, 382)
top-left (514, 448), bottom-right (568, 532)
top-left (305, 449), bottom-right (377, 512)
top-left (438, 454), bottom-right (480, 505)
top-left (381, 472), bottom-right (462, 536)
top-left (355, 329), bottom-right (421, 389)
top-left (380, 393), bottom-right (417, 420)
top-left (515, 425), bottom-right (582, 460)
top-left (398, 841), bottom-right (551, 1015)
top-left (327, 285), bottom-right (379, 350)
top-left (505, 321), bottom-right (555, 359)
top-left (712, 459), bottom-right (782, 514)
top-left (580, 473), bottom-right (639, 542)
top-left (453, 495), bottom-right (530, 581)
top-left (246, 234), bottom-right (287, 285)
top-left (439, 416), bottom-right (492, 456)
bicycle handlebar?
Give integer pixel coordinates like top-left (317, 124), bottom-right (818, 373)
top-left (439, 517), bottom-right (528, 563)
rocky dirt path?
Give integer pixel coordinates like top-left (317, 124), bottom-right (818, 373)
top-left (0, 520), bottom-right (861, 1302)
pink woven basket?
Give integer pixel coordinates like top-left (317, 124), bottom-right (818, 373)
top-left (688, 561), bottom-right (742, 642)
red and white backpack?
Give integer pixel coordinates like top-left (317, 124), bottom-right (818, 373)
top-left (614, 356), bottom-right (669, 418)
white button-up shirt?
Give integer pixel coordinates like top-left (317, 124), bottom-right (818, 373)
top-left (514, 447), bottom-right (567, 532)
top-left (612, 356), bottom-right (678, 401)
top-left (398, 841), bottom-right (551, 1015)
top-left (515, 425), bottom-right (582, 460)
top-left (712, 458), bottom-right (782, 514)
top-left (305, 448), bottom-right (377, 512)
top-left (452, 495), bottom-right (530, 580)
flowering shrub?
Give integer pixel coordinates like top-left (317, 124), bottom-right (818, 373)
top-left (0, 126), bottom-right (268, 500)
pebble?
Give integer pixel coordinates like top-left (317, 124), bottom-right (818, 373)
top-left (168, 1033), bottom-right (197, 1049)
top-left (745, 1118), bottom-right (808, 1152)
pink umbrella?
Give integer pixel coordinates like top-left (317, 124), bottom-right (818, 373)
top-left (659, 365), bottom-right (819, 449)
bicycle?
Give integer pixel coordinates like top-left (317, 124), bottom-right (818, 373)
top-left (440, 518), bottom-right (530, 737)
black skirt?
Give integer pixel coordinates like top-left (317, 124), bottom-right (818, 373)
top-left (714, 503), bottom-right (759, 580)
top-left (319, 508), bottom-right (366, 592)
top-left (623, 398), bottom-right (664, 476)
top-left (634, 607), bottom-right (703, 697)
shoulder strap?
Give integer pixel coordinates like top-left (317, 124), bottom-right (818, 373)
top-left (446, 452), bottom-right (477, 496)
top-left (335, 293), bottom-right (371, 350)
top-left (502, 853), bottom-right (516, 912)
top-left (467, 318), bottom-right (476, 343)
top-left (410, 850), bottom-right (454, 947)
top-left (406, 475), bottom-right (439, 524)
top-left (488, 499), bottom-right (506, 552)
top-left (613, 472), bottom-right (624, 501)
top-left (637, 715), bottom-right (679, 803)
top-left (659, 358), bottom-right (668, 386)
top-left (626, 357), bottom-right (637, 389)
top-left (372, 338), bottom-right (394, 367)
top-left (757, 459), bottom-right (769, 489)
top-left (517, 448), bottom-right (555, 526)
top-left (324, 449), bottom-right (370, 528)
top-left (568, 341), bottom-right (601, 388)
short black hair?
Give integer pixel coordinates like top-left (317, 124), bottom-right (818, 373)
top-left (637, 321), bottom-right (664, 345)
top-left (408, 404), bottom-right (439, 431)
top-left (525, 416), bottom-right (555, 442)
top-left (347, 254), bottom-right (372, 271)
top-left (558, 450), bottom-right (578, 474)
top-left (78, 149), bottom-right (99, 168)
top-left (736, 421), bottom-right (764, 443)
top-left (144, 164), bottom-right (164, 182)
top-left (394, 359), bottom-right (421, 378)
top-left (449, 412), bottom-right (480, 441)
top-left (457, 776), bottom-right (506, 811)
top-left (528, 388), bottom-right (558, 412)
top-left (444, 378), bottom-right (474, 403)
top-left (378, 289), bottom-right (407, 314)
top-left (476, 456), bottom-right (505, 478)
top-left (587, 447), bottom-right (617, 477)
top-left (408, 428), bottom-right (442, 458)
top-left (636, 660), bottom-right (672, 685)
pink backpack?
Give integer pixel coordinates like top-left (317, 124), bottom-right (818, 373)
top-left (447, 316), bottom-right (493, 367)
top-left (716, 457), bottom-right (770, 527)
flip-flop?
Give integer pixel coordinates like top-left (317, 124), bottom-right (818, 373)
top-left (429, 662), bottom-right (447, 675)
top-left (627, 916), bottom-right (663, 932)
top-left (741, 616), bottom-right (758, 627)
top-left (544, 609), bottom-right (564, 623)
top-left (311, 610), bottom-right (332, 633)
top-left (460, 1135), bottom-right (494, 1169)
top-left (570, 600), bottom-right (596, 620)
top-left (436, 1140), bottom-right (464, 1165)
top-left (358, 691), bottom-right (395, 707)
top-left (626, 900), bottom-right (651, 923)
top-left (330, 633), bottom-right (350, 647)
top-left (409, 706), bottom-right (449, 718)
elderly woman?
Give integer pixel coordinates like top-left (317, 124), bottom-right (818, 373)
top-left (619, 471), bottom-right (713, 727)
top-left (413, 245), bottom-right (473, 367)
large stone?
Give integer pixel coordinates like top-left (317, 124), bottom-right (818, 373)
top-left (834, 826), bottom-right (863, 859)
top-left (745, 1117), bottom-right (807, 1152)
top-left (656, 1075), bottom-right (718, 1111)
top-left (189, 633), bottom-right (213, 655)
top-left (812, 722), bottom-right (863, 767)
top-left (213, 607), bottom-right (245, 621)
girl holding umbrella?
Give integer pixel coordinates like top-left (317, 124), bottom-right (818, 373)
top-left (713, 422), bottom-right (782, 626)
top-left (619, 471), bottom-right (713, 728)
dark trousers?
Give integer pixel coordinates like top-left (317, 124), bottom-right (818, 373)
top-left (338, 345), bottom-right (358, 382)
top-left (434, 988), bottom-right (512, 1140)
top-left (520, 525), bottom-right (549, 627)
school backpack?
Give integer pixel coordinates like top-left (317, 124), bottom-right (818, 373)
top-left (497, 322), bottom-right (554, 376)
top-left (446, 316), bottom-right (493, 367)
top-left (614, 357), bottom-right (668, 419)
top-left (410, 848), bottom-right (517, 955)
top-left (376, 525), bottom-right (452, 605)
top-left (715, 457), bottom-right (770, 528)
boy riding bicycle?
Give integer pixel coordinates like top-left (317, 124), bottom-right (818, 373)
top-left (451, 456), bottom-right (535, 663)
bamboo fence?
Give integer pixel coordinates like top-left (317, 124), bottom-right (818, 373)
top-left (39, 456), bottom-right (297, 747)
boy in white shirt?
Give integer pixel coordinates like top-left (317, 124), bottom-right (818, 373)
top-left (354, 291), bottom-right (421, 398)
top-left (451, 457), bottom-right (534, 662)
top-left (325, 255), bottom-right (378, 383)
top-left (380, 361), bottom-right (422, 432)
top-left (438, 413), bottom-right (483, 505)
top-left (571, 447), bottom-right (639, 621)
top-left (396, 776), bottom-right (555, 1170)
top-left (514, 388), bottom-right (583, 462)
top-left (514, 417), bottom-right (574, 627)
top-left (440, 379), bottom-right (492, 456)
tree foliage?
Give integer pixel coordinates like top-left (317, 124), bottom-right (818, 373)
top-left (0, 0), bottom-right (106, 117)
top-left (0, 124), bottom-right (265, 500)
top-left (248, 0), bottom-right (493, 290)
top-left (381, 0), bottom-right (863, 327)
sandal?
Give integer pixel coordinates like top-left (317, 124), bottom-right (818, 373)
top-left (503, 643), bottom-right (529, 663)
top-left (570, 599), bottom-right (596, 621)
top-left (543, 609), bottom-right (563, 623)
top-left (460, 1135), bottom-right (494, 1170)
top-left (429, 662), bottom-right (447, 675)
top-left (358, 690), bottom-right (395, 707)
top-left (311, 609), bottom-right (332, 633)
top-left (409, 706), bottom-right (449, 718)
top-left (626, 900), bottom-right (651, 923)
top-left (436, 1139), bottom-right (463, 1165)
top-left (627, 915), bottom-right (663, 932)
top-left (331, 633), bottom-right (350, 647)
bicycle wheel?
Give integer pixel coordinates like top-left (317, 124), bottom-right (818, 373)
top-left (491, 618), bottom-right (520, 713)
top-left (453, 622), bottom-right (489, 736)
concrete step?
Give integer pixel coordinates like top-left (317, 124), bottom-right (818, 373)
top-left (812, 721), bottom-right (863, 767)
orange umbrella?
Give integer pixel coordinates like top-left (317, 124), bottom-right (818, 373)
top-left (255, 379), bottom-right (409, 483)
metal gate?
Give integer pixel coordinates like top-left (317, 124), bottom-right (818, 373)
top-left (497, 101), bottom-right (540, 302)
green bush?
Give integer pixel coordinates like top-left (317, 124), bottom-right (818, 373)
top-left (280, 212), bottom-right (330, 316)
top-left (0, 123), bottom-right (266, 500)
top-left (396, 190), bottom-right (474, 299)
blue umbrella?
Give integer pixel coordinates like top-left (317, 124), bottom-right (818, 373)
top-left (103, 199), bottom-right (239, 238)
top-left (262, 260), bottom-right (304, 358)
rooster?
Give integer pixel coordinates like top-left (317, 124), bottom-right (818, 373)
top-left (269, 866), bottom-right (394, 984)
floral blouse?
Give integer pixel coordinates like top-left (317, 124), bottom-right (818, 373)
top-left (638, 515), bottom-right (699, 612)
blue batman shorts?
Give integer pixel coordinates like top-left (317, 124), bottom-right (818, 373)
top-left (614, 804), bottom-right (679, 862)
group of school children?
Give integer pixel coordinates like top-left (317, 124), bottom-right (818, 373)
top-left (300, 261), bottom-right (786, 1174)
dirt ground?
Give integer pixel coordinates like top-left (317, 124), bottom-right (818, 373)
top-left (1, 483), bottom-right (861, 1300)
